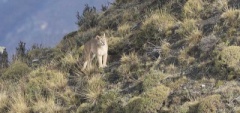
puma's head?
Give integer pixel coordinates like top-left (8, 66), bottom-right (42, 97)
top-left (96, 33), bottom-right (106, 46)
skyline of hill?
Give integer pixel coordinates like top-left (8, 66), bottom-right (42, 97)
top-left (0, 0), bottom-right (112, 57)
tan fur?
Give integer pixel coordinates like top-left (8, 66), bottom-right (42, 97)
top-left (81, 33), bottom-right (108, 71)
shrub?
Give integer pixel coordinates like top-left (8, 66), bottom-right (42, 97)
top-left (178, 101), bottom-right (199, 113)
top-left (197, 94), bottom-right (223, 113)
top-left (215, 46), bottom-right (240, 75)
top-left (142, 70), bottom-right (167, 91)
top-left (95, 91), bottom-right (123, 113)
top-left (125, 96), bottom-right (144, 113)
top-left (2, 61), bottom-right (31, 81)
top-left (116, 0), bottom-right (134, 4)
top-left (76, 4), bottom-right (98, 30)
top-left (125, 84), bottom-right (170, 113)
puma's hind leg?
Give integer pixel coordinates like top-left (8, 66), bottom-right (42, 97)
top-left (103, 54), bottom-right (108, 67)
top-left (81, 53), bottom-right (91, 71)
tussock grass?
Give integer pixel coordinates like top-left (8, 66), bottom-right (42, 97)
top-left (142, 10), bottom-right (177, 35)
top-left (118, 52), bottom-right (142, 81)
top-left (60, 53), bottom-right (79, 72)
top-left (0, 91), bottom-right (8, 111)
top-left (118, 23), bottom-right (131, 37)
top-left (32, 97), bottom-right (62, 113)
top-left (183, 0), bottom-right (204, 19)
top-left (176, 19), bottom-right (198, 37)
top-left (221, 8), bottom-right (240, 29)
top-left (161, 40), bottom-right (171, 57)
top-left (187, 29), bottom-right (203, 47)
top-left (141, 10), bottom-right (177, 39)
top-left (9, 93), bottom-right (29, 113)
top-left (82, 75), bottom-right (105, 105)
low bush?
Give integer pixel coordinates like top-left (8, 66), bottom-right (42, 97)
top-left (2, 61), bottom-right (31, 81)
top-left (197, 94), bottom-right (223, 113)
top-left (125, 84), bottom-right (170, 113)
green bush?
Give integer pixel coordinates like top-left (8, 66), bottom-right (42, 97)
top-left (142, 70), bottom-right (167, 91)
top-left (76, 5), bottom-right (98, 30)
top-left (214, 46), bottom-right (240, 78)
top-left (95, 91), bottom-right (123, 113)
top-left (197, 94), bottom-right (222, 113)
top-left (116, 0), bottom-right (134, 4)
top-left (2, 61), bottom-right (31, 81)
top-left (125, 84), bottom-right (170, 113)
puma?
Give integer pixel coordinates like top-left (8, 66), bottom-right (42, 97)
top-left (81, 33), bottom-right (108, 71)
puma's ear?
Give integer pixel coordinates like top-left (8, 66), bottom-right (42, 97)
top-left (96, 35), bottom-right (100, 39)
top-left (103, 33), bottom-right (106, 38)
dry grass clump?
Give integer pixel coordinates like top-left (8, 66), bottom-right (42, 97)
top-left (178, 49), bottom-right (195, 66)
top-left (9, 93), bottom-right (30, 113)
top-left (118, 23), bottom-right (131, 37)
top-left (142, 10), bottom-right (177, 37)
top-left (187, 29), bottom-right (203, 47)
top-left (118, 52), bottom-right (142, 81)
top-left (28, 67), bottom-right (67, 90)
top-left (22, 67), bottom-right (75, 112)
top-left (119, 52), bottom-right (140, 74)
top-left (32, 97), bottom-right (62, 113)
top-left (176, 19), bottom-right (198, 37)
top-left (0, 91), bottom-right (8, 111)
top-left (60, 53), bottom-right (79, 72)
top-left (108, 36), bottom-right (125, 55)
top-left (221, 9), bottom-right (240, 27)
top-left (161, 40), bottom-right (171, 57)
top-left (183, 0), bottom-right (205, 19)
top-left (82, 74), bottom-right (105, 105)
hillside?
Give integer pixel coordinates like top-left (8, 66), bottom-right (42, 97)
top-left (1, 0), bottom-right (240, 112)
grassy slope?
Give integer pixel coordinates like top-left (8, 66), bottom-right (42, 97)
top-left (1, 0), bottom-right (240, 112)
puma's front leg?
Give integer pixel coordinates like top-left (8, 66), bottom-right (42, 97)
top-left (97, 55), bottom-right (103, 68)
top-left (103, 54), bottom-right (108, 67)
top-left (82, 61), bottom-right (88, 71)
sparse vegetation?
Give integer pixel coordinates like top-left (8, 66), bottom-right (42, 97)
top-left (1, 0), bottom-right (240, 112)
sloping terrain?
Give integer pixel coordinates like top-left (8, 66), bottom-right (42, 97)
top-left (1, 0), bottom-right (240, 112)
